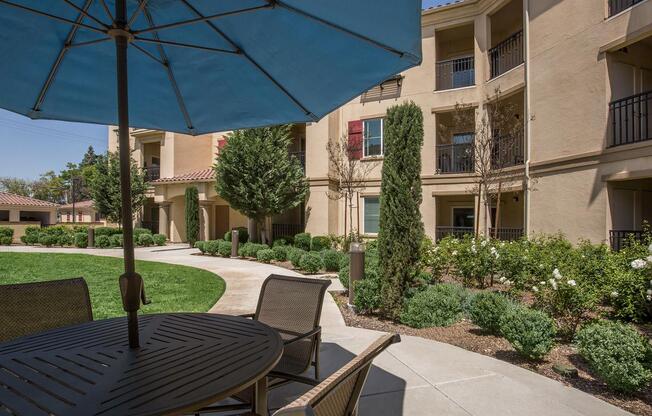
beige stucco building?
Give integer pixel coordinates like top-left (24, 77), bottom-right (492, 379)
top-left (0, 192), bottom-right (58, 242)
top-left (110, 0), bottom-right (652, 248)
top-left (58, 200), bottom-right (106, 225)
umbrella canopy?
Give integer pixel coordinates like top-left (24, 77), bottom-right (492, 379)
top-left (0, 0), bottom-right (422, 348)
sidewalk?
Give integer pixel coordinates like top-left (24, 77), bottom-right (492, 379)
top-left (0, 245), bottom-right (632, 415)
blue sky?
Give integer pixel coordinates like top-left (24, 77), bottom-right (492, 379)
top-left (0, 109), bottom-right (107, 180)
top-left (0, 1), bottom-right (446, 180)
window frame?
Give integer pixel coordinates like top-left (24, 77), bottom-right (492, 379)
top-left (451, 206), bottom-right (475, 228)
top-left (362, 118), bottom-right (384, 158)
top-left (363, 196), bottom-right (381, 235)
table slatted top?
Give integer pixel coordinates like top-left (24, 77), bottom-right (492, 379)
top-left (0, 313), bottom-right (283, 416)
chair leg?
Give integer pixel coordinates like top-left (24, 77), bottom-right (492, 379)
top-left (314, 334), bottom-right (321, 381)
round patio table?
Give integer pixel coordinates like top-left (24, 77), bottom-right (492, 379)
top-left (0, 313), bottom-right (283, 416)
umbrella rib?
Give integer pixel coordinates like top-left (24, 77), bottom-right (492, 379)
top-left (179, 0), bottom-right (318, 120)
top-left (0, 0), bottom-right (107, 35)
top-left (62, 0), bottom-right (110, 29)
top-left (131, 43), bottom-right (166, 66)
top-left (69, 37), bottom-right (112, 48)
top-left (141, 6), bottom-right (195, 132)
top-left (133, 37), bottom-right (239, 55)
top-left (127, 0), bottom-right (148, 28)
top-left (132, 3), bottom-right (272, 35)
top-left (98, 0), bottom-right (113, 22)
top-left (31, 0), bottom-right (97, 114)
top-left (275, 0), bottom-right (421, 63)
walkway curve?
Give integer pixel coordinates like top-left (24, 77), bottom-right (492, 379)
top-left (0, 245), bottom-right (632, 416)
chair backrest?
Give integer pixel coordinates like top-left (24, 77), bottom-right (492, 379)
top-left (255, 274), bottom-right (331, 335)
top-left (0, 278), bottom-right (93, 342)
top-left (273, 334), bottom-right (401, 416)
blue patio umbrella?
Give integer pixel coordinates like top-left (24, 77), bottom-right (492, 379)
top-left (0, 0), bottom-right (422, 347)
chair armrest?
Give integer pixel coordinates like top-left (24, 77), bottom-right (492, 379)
top-left (279, 327), bottom-right (321, 347)
top-left (238, 313), bottom-right (256, 319)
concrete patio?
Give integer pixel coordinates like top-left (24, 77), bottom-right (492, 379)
top-left (0, 245), bottom-right (632, 415)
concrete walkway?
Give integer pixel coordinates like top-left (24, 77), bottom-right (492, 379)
top-left (0, 245), bottom-right (632, 416)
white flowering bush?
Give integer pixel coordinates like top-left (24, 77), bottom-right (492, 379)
top-left (420, 236), bottom-right (450, 282)
top-left (449, 235), bottom-right (500, 288)
top-left (608, 241), bottom-right (652, 322)
top-left (531, 267), bottom-right (598, 337)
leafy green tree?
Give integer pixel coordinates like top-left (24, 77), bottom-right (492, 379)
top-left (90, 151), bottom-right (147, 224)
top-left (214, 125), bottom-right (308, 243)
top-left (0, 177), bottom-right (32, 196)
top-left (31, 171), bottom-right (67, 204)
top-left (185, 187), bottom-right (200, 245)
top-left (378, 102), bottom-right (425, 320)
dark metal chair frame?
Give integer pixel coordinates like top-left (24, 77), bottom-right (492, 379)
top-left (273, 334), bottom-right (401, 416)
top-left (0, 277), bottom-right (93, 343)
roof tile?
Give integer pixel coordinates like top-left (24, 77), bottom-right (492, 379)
top-left (0, 192), bottom-right (59, 208)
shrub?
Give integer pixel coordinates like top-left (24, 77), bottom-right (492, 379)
top-left (299, 252), bottom-right (323, 274)
top-left (450, 235), bottom-right (500, 288)
top-left (499, 306), bottom-right (556, 360)
top-left (238, 242), bottom-right (252, 257)
top-left (38, 234), bottom-right (58, 247)
top-left (272, 245), bottom-right (288, 262)
top-left (338, 264), bottom-right (350, 289)
top-left (311, 236), bottom-right (331, 252)
top-left (273, 238), bottom-right (287, 247)
top-left (225, 227), bottom-right (249, 244)
top-left (133, 227), bottom-right (152, 240)
top-left (468, 291), bottom-right (513, 334)
top-left (218, 240), bottom-right (232, 257)
top-left (288, 248), bottom-right (306, 268)
top-left (240, 242), bottom-right (268, 258)
top-left (205, 240), bottom-right (221, 256)
top-left (294, 232), bottom-right (311, 251)
top-left (111, 234), bottom-right (123, 247)
top-left (95, 235), bottom-right (111, 248)
top-left (195, 241), bottom-right (207, 254)
top-left (23, 226), bottom-right (40, 245)
top-left (58, 233), bottom-right (74, 247)
top-left (0, 227), bottom-right (14, 239)
top-left (353, 272), bottom-right (383, 313)
top-left (400, 284), bottom-right (467, 328)
top-left (137, 233), bottom-right (154, 247)
top-left (276, 235), bottom-right (294, 245)
top-left (94, 226), bottom-right (121, 237)
top-left (74, 233), bottom-right (88, 248)
top-left (576, 321), bottom-right (652, 393)
top-left (257, 248), bottom-right (276, 263)
top-left (322, 249), bottom-right (343, 272)
top-left (0, 236), bottom-right (12, 245)
top-left (153, 234), bottom-right (166, 246)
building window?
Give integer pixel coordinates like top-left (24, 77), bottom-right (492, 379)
top-left (66, 212), bottom-right (70, 222)
top-left (452, 132), bottom-right (474, 145)
top-left (363, 118), bottom-right (383, 157)
top-left (452, 207), bottom-right (474, 227)
top-left (78, 212), bottom-right (83, 222)
top-left (363, 197), bottom-right (380, 234)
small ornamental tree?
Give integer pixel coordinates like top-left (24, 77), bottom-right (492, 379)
top-left (90, 151), bottom-right (147, 224)
top-left (378, 102), bottom-right (425, 320)
top-left (185, 187), bottom-right (200, 246)
top-left (214, 125), bottom-right (308, 244)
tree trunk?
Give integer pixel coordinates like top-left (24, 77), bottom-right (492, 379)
top-left (474, 188), bottom-right (481, 236)
top-left (494, 181), bottom-right (503, 239)
top-left (343, 194), bottom-right (348, 238)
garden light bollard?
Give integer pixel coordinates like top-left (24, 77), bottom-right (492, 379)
top-left (349, 242), bottom-right (365, 306)
top-left (88, 227), bottom-right (94, 248)
top-left (231, 229), bottom-right (239, 258)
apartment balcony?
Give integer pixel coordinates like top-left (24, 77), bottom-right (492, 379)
top-left (608, 90), bottom-right (652, 148)
top-left (491, 129), bottom-right (525, 169)
top-left (489, 30), bottom-right (523, 79)
top-left (435, 226), bottom-right (474, 242)
top-left (609, 229), bottom-right (644, 251)
top-left (436, 142), bottom-right (475, 174)
top-left (609, 0), bottom-right (646, 16)
top-left (436, 56), bottom-right (474, 91)
top-left (272, 223), bottom-right (304, 240)
top-left (290, 150), bottom-right (306, 171)
top-left (489, 227), bottom-right (524, 241)
top-left (144, 165), bottom-right (160, 182)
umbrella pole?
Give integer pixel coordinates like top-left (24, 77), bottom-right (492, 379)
top-left (114, 0), bottom-right (142, 349)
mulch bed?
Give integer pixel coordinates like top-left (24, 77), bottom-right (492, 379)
top-left (332, 292), bottom-right (652, 416)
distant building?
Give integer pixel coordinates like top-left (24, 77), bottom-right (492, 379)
top-left (0, 192), bottom-right (58, 242)
top-left (58, 200), bottom-right (106, 225)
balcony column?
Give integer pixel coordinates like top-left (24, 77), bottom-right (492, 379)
top-left (158, 203), bottom-right (170, 239)
top-left (199, 202), bottom-right (211, 241)
top-left (9, 209), bottom-right (19, 222)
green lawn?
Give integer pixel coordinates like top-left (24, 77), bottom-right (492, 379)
top-left (0, 253), bottom-right (225, 319)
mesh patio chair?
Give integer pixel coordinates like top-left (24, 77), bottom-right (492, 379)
top-left (0, 277), bottom-right (93, 342)
top-left (195, 274), bottom-right (331, 415)
top-left (273, 333), bottom-right (401, 416)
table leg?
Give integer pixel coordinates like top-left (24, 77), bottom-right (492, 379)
top-left (254, 376), bottom-right (268, 415)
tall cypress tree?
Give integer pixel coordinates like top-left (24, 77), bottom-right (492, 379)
top-left (185, 187), bottom-right (200, 245)
top-left (378, 102), bottom-right (424, 320)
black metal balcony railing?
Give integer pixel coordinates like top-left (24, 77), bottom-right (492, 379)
top-left (609, 229), bottom-right (644, 251)
top-left (437, 142), bottom-right (475, 174)
top-left (608, 0), bottom-right (645, 16)
top-left (491, 130), bottom-right (525, 169)
top-left (290, 151), bottom-right (306, 171)
top-left (489, 227), bottom-right (524, 241)
top-left (272, 223), bottom-right (304, 240)
top-left (436, 56), bottom-right (475, 91)
top-left (609, 90), bottom-right (651, 148)
top-left (435, 226), bottom-right (474, 242)
top-left (144, 165), bottom-right (160, 182)
top-left (489, 30), bottom-right (524, 79)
